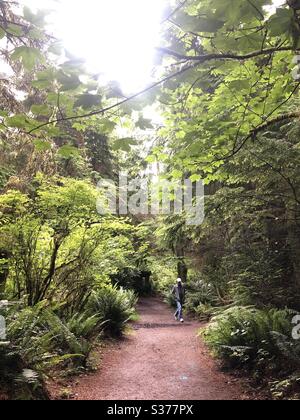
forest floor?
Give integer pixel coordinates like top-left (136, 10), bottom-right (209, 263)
top-left (52, 297), bottom-right (261, 401)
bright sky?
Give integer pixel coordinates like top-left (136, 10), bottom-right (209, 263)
top-left (268, 0), bottom-right (285, 10)
top-left (13, 0), bottom-right (286, 94)
top-left (21, 0), bottom-right (167, 94)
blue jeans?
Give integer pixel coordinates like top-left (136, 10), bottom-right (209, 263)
top-left (175, 300), bottom-right (183, 320)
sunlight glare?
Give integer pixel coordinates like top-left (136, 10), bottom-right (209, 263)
top-left (22, 0), bottom-right (166, 94)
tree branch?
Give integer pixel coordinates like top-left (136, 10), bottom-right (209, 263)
top-left (27, 63), bottom-right (199, 134)
top-left (161, 0), bottom-right (188, 25)
top-left (157, 46), bottom-right (297, 62)
top-left (221, 111), bottom-right (300, 161)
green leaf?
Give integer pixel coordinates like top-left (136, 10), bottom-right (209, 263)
top-left (136, 117), bottom-right (153, 130)
top-left (190, 174), bottom-right (201, 182)
top-left (146, 155), bottom-right (157, 164)
top-left (42, 125), bottom-right (61, 137)
top-left (23, 6), bottom-right (47, 27)
top-left (57, 145), bottom-right (80, 158)
top-left (27, 28), bottom-right (46, 41)
top-left (11, 46), bottom-right (44, 70)
top-left (57, 72), bottom-right (81, 91)
top-left (48, 41), bottom-right (64, 56)
top-left (32, 69), bottom-right (56, 89)
top-left (6, 115), bottom-right (25, 128)
top-left (175, 11), bottom-right (224, 33)
top-left (112, 138), bottom-right (138, 152)
top-left (72, 122), bottom-right (86, 132)
top-left (6, 24), bottom-right (23, 37)
top-left (33, 139), bottom-right (52, 152)
top-left (268, 8), bottom-right (294, 37)
top-left (6, 115), bottom-right (38, 130)
top-left (74, 93), bottom-right (102, 109)
top-left (98, 119), bottom-right (117, 134)
top-left (0, 28), bottom-right (5, 40)
top-left (120, 99), bottom-right (143, 114)
top-left (23, 5), bottom-right (36, 22)
top-left (31, 104), bottom-right (51, 116)
top-left (61, 59), bottom-right (86, 73)
top-left (171, 169), bottom-right (183, 179)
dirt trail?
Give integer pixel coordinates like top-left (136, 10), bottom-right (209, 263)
top-left (72, 297), bottom-right (250, 400)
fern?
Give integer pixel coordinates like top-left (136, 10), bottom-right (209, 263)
top-left (66, 312), bottom-right (103, 341)
top-left (202, 306), bottom-right (297, 370)
top-left (86, 286), bottom-right (137, 337)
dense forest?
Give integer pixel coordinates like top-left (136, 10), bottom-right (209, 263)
top-left (1, 0), bottom-right (300, 401)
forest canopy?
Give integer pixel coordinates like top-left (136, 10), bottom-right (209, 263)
top-left (1, 0), bottom-right (300, 401)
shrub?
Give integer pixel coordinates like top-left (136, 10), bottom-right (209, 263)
top-left (86, 286), bottom-right (137, 337)
top-left (270, 374), bottom-right (300, 400)
top-left (66, 312), bottom-right (103, 341)
top-left (0, 284), bottom-right (138, 398)
top-left (0, 340), bottom-right (49, 400)
top-left (4, 302), bottom-right (95, 372)
top-left (185, 279), bottom-right (219, 320)
top-left (202, 306), bottom-right (297, 371)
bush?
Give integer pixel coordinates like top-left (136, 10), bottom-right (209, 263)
top-left (202, 306), bottom-right (297, 371)
top-left (0, 341), bottom-right (49, 400)
top-left (66, 312), bottom-right (103, 341)
top-left (4, 302), bottom-right (96, 373)
top-left (223, 251), bottom-right (300, 310)
top-left (185, 278), bottom-right (219, 320)
top-left (86, 286), bottom-right (137, 337)
top-left (0, 285), bottom-right (138, 399)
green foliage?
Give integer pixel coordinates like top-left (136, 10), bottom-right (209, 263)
top-left (11, 46), bottom-right (44, 70)
top-left (86, 286), bottom-right (137, 337)
top-left (148, 255), bottom-right (178, 304)
top-left (110, 267), bottom-right (153, 296)
top-left (153, 0), bottom-right (300, 183)
top-left (0, 283), bottom-right (138, 398)
top-left (5, 303), bottom-right (93, 370)
top-left (202, 307), bottom-right (297, 371)
top-left (185, 278), bottom-right (219, 321)
top-left (66, 313), bottom-right (103, 342)
top-left (0, 342), bottom-right (49, 400)
top-left (2, 0), bottom-right (300, 400)
top-left (0, 176), bottom-right (147, 311)
top-left (0, 174), bottom-right (143, 397)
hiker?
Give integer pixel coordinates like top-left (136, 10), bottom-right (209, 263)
top-left (172, 278), bottom-right (185, 323)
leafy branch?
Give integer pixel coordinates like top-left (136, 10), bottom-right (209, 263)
top-left (220, 111), bottom-right (300, 162)
top-left (157, 46), bottom-right (298, 62)
top-left (27, 64), bottom-right (199, 134)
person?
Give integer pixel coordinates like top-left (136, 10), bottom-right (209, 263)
top-left (172, 278), bottom-right (185, 323)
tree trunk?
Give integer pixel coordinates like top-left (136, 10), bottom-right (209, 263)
top-left (286, 206), bottom-right (300, 285)
top-left (0, 250), bottom-right (9, 298)
top-left (176, 246), bottom-right (188, 283)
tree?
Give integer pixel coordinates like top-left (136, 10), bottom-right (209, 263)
top-left (153, 0), bottom-right (300, 177)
